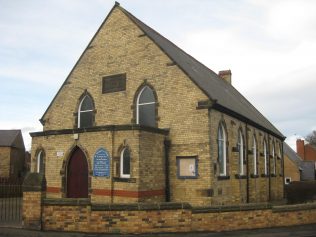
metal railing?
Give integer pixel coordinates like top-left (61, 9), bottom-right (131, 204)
top-left (0, 177), bottom-right (23, 225)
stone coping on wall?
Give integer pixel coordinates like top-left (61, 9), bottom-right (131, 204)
top-left (30, 124), bottom-right (169, 137)
top-left (43, 198), bottom-right (191, 211)
top-left (272, 202), bottom-right (316, 212)
top-left (42, 198), bottom-right (316, 213)
top-left (192, 203), bottom-right (272, 213)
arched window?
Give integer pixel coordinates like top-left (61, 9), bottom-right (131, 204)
top-left (36, 150), bottom-right (45, 174)
top-left (253, 136), bottom-right (257, 175)
top-left (238, 130), bottom-right (244, 175)
top-left (218, 123), bottom-right (227, 176)
top-left (78, 94), bottom-right (94, 128)
top-left (272, 143), bottom-right (276, 175)
top-left (263, 140), bottom-right (268, 175)
top-left (120, 148), bottom-right (131, 178)
top-left (136, 86), bottom-right (156, 127)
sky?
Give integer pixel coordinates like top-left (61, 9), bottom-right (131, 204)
top-left (1, 0), bottom-right (316, 151)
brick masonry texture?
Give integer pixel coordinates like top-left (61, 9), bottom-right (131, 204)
top-left (39, 199), bottom-right (316, 234)
top-left (30, 5), bottom-right (284, 206)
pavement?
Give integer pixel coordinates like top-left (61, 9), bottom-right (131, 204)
top-left (0, 224), bottom-right (316, 237)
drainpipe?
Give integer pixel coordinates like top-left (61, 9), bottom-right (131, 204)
top-left (281, 141), bottom-right (285, 199)
top-left (111, 129), bottom-right (115, 203)
top-left (245, 123), bottom-right (249, 203)
top-left (164, 138), bottom-right (171, 202)
top-left (268, 135), bottom-right (271, 202)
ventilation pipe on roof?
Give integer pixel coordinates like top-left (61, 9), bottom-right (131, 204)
top-left (218, 70), bottom-right (232, 84)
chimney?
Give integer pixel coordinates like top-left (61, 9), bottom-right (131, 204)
top-left (218, 70), bottom-right (232, 84)
top-left (296, 139), bottom-right (305, 160)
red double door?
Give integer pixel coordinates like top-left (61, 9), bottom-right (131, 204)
top-left (67, 148), bottom-right (88, 198)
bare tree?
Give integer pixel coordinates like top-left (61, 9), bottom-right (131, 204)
top-left (305, 130), bottom-right (316, 146)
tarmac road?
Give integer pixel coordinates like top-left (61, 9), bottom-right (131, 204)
top-left (0, 224), bottom-right (316, 237)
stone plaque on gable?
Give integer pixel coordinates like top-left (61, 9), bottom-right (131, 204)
top-left (93, 148), bottom-right (110, 177)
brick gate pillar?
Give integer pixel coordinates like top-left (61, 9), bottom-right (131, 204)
top-left (22, 173), bottom-right (46, 230)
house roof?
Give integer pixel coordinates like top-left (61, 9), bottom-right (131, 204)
top-left (0, 130), bottom-right (22, 148)
top-left (283, 142), bottom-right (302, 167)
top-left (40, 3), bottom-right (284, 139)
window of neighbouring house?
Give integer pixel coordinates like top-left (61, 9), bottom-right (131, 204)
top-left (136, 86), bottom-right (156, 127)
top-left (120, 148), bottom-right (131, 178)
top-left (218, 123), bottom-right (227, 176)
top-left (176, 156), bottom-right (198, 179)
top-left (285, 177), bottom-right (291, 184)
top-left (78, 94), bottom-right (94, 128)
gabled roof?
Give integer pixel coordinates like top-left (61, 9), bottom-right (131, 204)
top-left (119, 4), bottom-right (284, 139)
top-left (0, 130), bottom-right (23, 148)
top-left (40, 2), bottom-right (284, 139)
top-left (283, 142), bottom-right (302, 167)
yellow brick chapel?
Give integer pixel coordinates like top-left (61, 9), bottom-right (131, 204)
top-left (30, 2), bottom-right (285, 206)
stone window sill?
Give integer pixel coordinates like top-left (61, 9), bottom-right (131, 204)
top-left (113, 177), bottom-right (136, 183)
top-left (235, 174), bottom-right (247, 179)
top-left (217, 175), bottom-right (230, 180)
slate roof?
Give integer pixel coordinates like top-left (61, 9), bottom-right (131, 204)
top-left (283, 143), bottom-right (302, 167)
top-left (283, 142), bottom-right (315, 181)
top-left (40, 3), bottom-right (284, 139)
top-left (119, 5), bottom-right (283, 139)
top-left (0, 130), bottom-right (22, 148)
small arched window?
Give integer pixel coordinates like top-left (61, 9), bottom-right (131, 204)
top-left (36, 150), bottom-right (45, 174)
top-left (253, 136), bottom-right (257, 175)
top-left (78, 95), bottom-right (94, 128)
top-left (120, 148), bottom-right (131, 178)
top-left (263, 140), bottom-right (268, 175)
top-left (218, 123), bottom-right (227, 176)
top-left (136, 86), bottom-right (156, 127)
top-left (238, 130), bottom-right (244, 175)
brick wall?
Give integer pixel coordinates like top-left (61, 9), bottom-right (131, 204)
top-left (0, 147), bottom-right (11, 177)
top-left (284, 154), bottom-right (300, 182)
top-left (40, 198), bottom-right (316, 234)
top-left (23, 192), bottom-right (43, 229)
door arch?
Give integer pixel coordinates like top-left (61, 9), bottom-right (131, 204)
top-left (67, 147), bottom-right (88, 198)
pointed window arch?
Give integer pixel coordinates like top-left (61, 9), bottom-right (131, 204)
top-left (218, 123), bottom-right (227, 176)
top-left (78, 94), bottom-right (94, 128)
top-left (272, 142), bottom-right (276, 175)
top-left (263, 139), bottom-right (268, 175)
top-left (253, 136), bottom-right (258, 175)
top-left (120, 147), bottom-right (131, 178)
top-left (36, 150), bottom-right (45, 174)
top-left (238, 130), bottom-right (244, 175)
top-left (136, 86), bottom-right (157, 127)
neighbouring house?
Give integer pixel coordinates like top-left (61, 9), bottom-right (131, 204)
top-left (297, 139), bottom-right (316, 162)
top-left (283, 142), bottom-right (315, 184)
top-left (0, 130), bottom-right (25, 179)
top-left (30, 2), bottom-right (285, 206)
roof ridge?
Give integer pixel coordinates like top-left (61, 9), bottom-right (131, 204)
top-left (119, 5), bottom-right (284, 138)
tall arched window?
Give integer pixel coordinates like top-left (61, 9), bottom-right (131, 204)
top-left (253, 136), bottom-right (257, 175)
top-left (36, 150), bottom-right (45, 174)
top-left (218, 123), bottom-right (227, 176)
top-left (120, 148), bottom-right (131, 178)
top-left (263, 140), bottom-right (268, 175)
top-left (238, 130), bottom-right (244, 175)
top-left (272, 143), bottom-right (276, 175)
top-left (136, 86), bottom-right (156, 127)
top-left (78, 95), bottom-right (94, 128)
